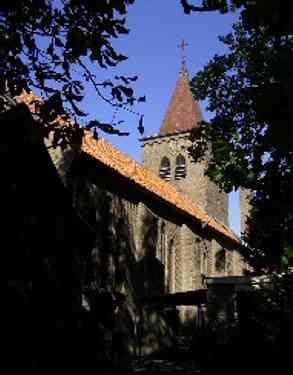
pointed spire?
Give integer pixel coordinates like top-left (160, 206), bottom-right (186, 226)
top-left (159, 42), bottom-right (202, 136)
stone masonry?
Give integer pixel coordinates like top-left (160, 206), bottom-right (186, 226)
top-left (18, 69), bottom-right (244, 356)
top-left (141, 66), bottom-right (240, 323)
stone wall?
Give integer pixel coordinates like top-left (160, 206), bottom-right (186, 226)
top-left (142, 130), bottom-right (241, 291)
top-left (143, 132), bottom-right (228, 226)
top-left (206, 178), bottom-right (228, 226)
top-left (143, 133), bottom-right (208, 210)
top-left (70, 153), bottom-right (229, 333)
top-left (55, 125), bottom-right (244, 351)
top-left (70, 172), bottom-right (175, 355)
top-left (240, 188), bottom-right (252, 235)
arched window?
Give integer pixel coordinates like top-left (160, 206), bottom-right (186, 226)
top-left (175, 154), bottom-right (186, 180)
top-left (159, 157), bottom-right (171, 181)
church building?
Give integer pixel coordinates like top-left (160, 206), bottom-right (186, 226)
top-left (77, 61), bottom-right (243, 333)
top-left (20, 61), bottom-right (244, 355)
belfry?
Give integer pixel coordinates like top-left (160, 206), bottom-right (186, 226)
top-left (142, 45), bottom-right (228, 226)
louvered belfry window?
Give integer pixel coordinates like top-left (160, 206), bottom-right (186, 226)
top-left (159, 157), bottom-right (171, 181)
top-left (175, 154), bottom-right (186, 180)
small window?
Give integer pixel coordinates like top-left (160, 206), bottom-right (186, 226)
top-left (175, 154), bottom-right (186, 180)
top-left (159, 157), bottom-right (171, 181)
top-left (215, 248), bottom-right (226, 272)
top-left (201, 249), bottom-right (208, 276)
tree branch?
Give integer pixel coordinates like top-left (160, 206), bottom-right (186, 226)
top-left (181, 0), bottom-right (222, 13)
top-left (77, 58), bottom-right (127, 108)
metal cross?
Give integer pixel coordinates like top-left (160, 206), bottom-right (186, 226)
top-left (178, 39), bottom-right (189, 63)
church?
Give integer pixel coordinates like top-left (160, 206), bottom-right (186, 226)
top-left (75, 63), bottom-right (244, 350)
top-left (20, 61), bottom-right (245, 355)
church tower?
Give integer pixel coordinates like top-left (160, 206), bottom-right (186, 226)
top-left (140, 50), bottom-right (233, 324)
top-left (142, 59), bottom-right (228, 226)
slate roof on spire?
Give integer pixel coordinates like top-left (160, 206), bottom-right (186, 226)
top-left (159, 66), bottom-right (202, 136)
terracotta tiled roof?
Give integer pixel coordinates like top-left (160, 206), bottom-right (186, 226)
top-left (19, 89), bottom-right (75, 128)
top-left (82, 132), bottom-right (240, 245)
top-left (19, 89), bottom-right (239, 244)
top-left (159, 70), bottom-right (202, 136)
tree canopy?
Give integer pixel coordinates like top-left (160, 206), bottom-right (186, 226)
top-left (181, 0), bottom-right (293, 34)
top-left (0, 0), bottom-right (145, 146)
top-left (187, 2), bottom-right (293, 272)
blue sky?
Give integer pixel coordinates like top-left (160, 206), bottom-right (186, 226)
top-left (81, 1), bottom-right (241, 235)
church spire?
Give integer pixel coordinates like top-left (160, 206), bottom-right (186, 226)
top-left (159, 41), bottom-right (202, 136)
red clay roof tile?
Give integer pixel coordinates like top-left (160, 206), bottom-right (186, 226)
top-left (159, 71), bottom-right (202, 136)
top-left (82, 132), bottom-right (239, 245)
top-left (19, 89), bottom-right (239, 245)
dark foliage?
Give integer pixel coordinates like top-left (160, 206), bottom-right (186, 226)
top-left (0, 0), bottom-right (145, 144)
top-left (194, 275), bottom-right (293, 375)
top-left (181, 0), bottom-right (293, 34)
top-left (186, 3), bottom-right (293, 272)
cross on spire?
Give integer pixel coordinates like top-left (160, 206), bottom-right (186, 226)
top-left (178, 39), bottom-right (189, 74)
top-left (179, 39), bottom-right (188, 60)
